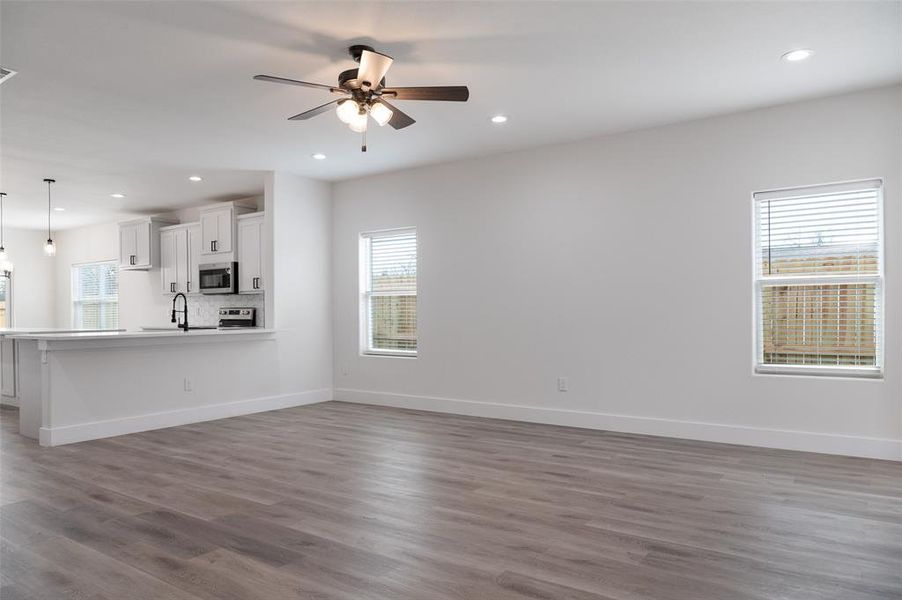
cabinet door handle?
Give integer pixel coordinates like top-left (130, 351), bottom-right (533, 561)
top-left (214, 240), bottom-right (218, 252)
top-left (130, 254), bottom-right (136, 265)
top-left (170, 282), bottom-right (176, 293)
top-left (210, 241), bottom-right (214, 252)
top-left (187, 281), bottom-right (191, 293)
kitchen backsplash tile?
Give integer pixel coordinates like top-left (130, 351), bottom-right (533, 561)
top-left (191, 293), bottom-right (265, 327)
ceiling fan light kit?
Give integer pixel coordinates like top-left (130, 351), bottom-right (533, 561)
top-left (369, 101), bottom-right (393, 127)
top-left (255, 44), bottom-right (469, 152)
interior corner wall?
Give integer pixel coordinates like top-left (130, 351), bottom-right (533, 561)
top-left (331, 84), bottom-right (902, 460)
top-left (265, 171), bottom-right (333, 396)
top-left (3, 227), bottom-right (54, 328)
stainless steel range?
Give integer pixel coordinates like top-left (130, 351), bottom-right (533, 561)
top-left (218, 307), bottom-right (256, 328)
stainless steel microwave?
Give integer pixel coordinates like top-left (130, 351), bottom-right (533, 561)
top-left (198, 262), bottom-right (237, 294)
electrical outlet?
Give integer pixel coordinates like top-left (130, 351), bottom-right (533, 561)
top-left (184, 377), bottom-right (193, 392)
top-left (340, 365), bottom-right (350, 376)
top-left (557, 377), bottom-right (568, 392)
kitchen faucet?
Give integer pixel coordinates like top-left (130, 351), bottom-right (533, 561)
top-left (171, 292), bottom-right (189, 332)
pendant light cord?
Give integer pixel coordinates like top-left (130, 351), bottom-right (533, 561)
top-left (44, 178), bottom-right (55, 241)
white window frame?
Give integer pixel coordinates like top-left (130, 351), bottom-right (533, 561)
top-left (752, 178), bottom-right (884, 379)
top-left (359, 227), bottom-right (417, 358)
top-left (0, 272), bottom-right (12, 328)
top-left (71, 260), bottom-right (120, 330)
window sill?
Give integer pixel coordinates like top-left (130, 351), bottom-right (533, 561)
top-left (362, 350), bottom-right (417, 359)
top-left (755, 364), bottom-right (883, 380)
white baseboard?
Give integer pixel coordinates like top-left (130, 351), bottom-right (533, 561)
top-left (39, 388), bottom-right (333, 447)
top-left (334, 388), bottom-right (902, 461)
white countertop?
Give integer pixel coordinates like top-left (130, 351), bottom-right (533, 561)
top-left (9, 328), bottom-right (275, 341)
top-left (0, 328), bottom-right (125, 337)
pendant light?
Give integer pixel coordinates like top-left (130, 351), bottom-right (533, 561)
top-left (0, 192), bottom-right (12, 273)
top-left (43, 178), bottom-right (56, 257)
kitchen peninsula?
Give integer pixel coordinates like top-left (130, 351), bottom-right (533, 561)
top-left (10, 327), bottom-right (289, 446)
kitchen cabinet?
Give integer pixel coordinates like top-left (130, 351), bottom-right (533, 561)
top-left (186, 223), bottom-right (201, 294)
top-left (237, 213), bottom-right (265, 293)
top-left (1, 338), bottom-right (15, 400)
top-left (160, 228), bottom-right (179, 294)
top-left (119, 217), bottom-right (174, 270)
top-left (160, 223), bottom-right (202, 295)
top-left (199, 202), bottom-right (255, 260)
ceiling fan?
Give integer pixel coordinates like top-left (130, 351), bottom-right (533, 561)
top-left (254, 45), bottom-right (469, 152)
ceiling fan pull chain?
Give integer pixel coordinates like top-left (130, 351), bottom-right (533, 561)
top-left (361, 128), bottom-right (367, 153)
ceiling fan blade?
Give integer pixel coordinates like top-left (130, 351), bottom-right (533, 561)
top-left (357, 50), bottom-right (393, 90)
top-left (381, 86), bottom-right (469, 102)
top-left (288, 99), bottom-right (341, 121)
top-left (379, 99), bottom-right (416, 130)
top-left (253, 74), bottom-right (345, 94)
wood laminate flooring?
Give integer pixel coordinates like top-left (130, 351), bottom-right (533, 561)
top-left (1, 401), bottom-right (900, 599)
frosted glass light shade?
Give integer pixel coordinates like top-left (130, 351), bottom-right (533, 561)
top-left (348, 111), bottom-right (368, 132)
top-left (0, 247), bottom-right (12, 272)
top-left (44, 239), bottom-right (56, 257)
top-left (336, 100), bottom-right (359, 124)
top-left (369, 101), bottom-right (393, 126)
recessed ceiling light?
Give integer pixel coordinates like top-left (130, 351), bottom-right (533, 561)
top-left (54, 207), bottom-right (66, 212)
top-left (188, 175), bottom-right (203, 182)
top-left (311, 153), bottom-right (327, 160)
top-left (490, 115), bottom-right (508, 124)
top-left (782, 48), bottom-right (813, 62)
top-left (110, 193), bottom-right (125, 199)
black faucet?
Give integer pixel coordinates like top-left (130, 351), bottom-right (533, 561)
top-left (171, 292), bottom-right (189, 332)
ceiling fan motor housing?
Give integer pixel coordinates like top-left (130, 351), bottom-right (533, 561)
top-left (338, 68), bottom-right (387, 92)
top-left (348, 44), bottom-right (376, 63)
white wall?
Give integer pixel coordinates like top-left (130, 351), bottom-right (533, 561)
top-left (2, 227), bottom-right (54, 327)
top-left (264, 171), bottom-right (333, 394)
top-left (332, 85), bottom-right (902, 459)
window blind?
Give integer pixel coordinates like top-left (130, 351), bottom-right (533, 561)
top-left (754, 180), bottom-right (883, 375)
top-left (72, 261), bottom-right (119, 329)
top-left (361, 229), bottom-right (417, 355)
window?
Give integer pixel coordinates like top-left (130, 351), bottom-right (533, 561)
top-left (360, 228), bottom-right (417, 356)
top-left (753, 179), bottom-right (883, 377)
top-left (72, 261), bottom-right (119, 329)
top-left (0, 274), bottom-right (10, 327)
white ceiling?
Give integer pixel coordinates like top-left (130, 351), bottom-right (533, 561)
top-left (1, 1), bottom-right (900, 229)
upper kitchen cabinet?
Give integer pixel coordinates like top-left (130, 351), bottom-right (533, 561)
top-left (160, 223), bottom-right (203, 295)
top-left (119, 217), bottom-right (176, 270)
top-left (199, 201), bottom-right (255, 260)
top-left (187, 223), bottom-right (202, 294)
top-left (237, 212), bottom-right (265, 293)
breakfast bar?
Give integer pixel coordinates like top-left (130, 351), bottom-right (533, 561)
top-left (11, 328), bottom-right (283, 446)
